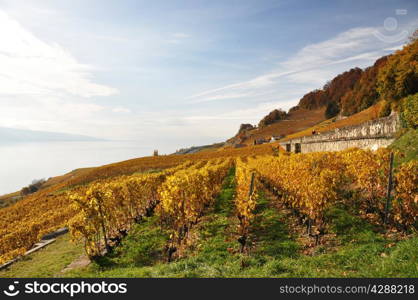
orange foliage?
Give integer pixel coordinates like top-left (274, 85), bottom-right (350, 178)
top-left (340, 56), bottom-right (388, 116)
top-left (298, 68), bottom-right (363, 110)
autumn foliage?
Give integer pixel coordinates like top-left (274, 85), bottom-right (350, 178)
top-left (298, 68), bottom-right (363, 110)
top-left (341, 56), bottom-right (388, 116)
top-left (259, 33), bottom-right (417, 122)
top-left (377, 39), bottom-right (418, 101)
top-left (258, 109), bottom-right (287, 128)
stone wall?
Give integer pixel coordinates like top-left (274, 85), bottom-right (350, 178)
top-left (279, 113), bottom-right (400, 153)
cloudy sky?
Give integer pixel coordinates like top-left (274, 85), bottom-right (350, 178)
top-left (0, 0), bottom-right (417, 150)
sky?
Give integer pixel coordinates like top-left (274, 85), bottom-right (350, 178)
top-left (0, 0), bottom-right (417, 152)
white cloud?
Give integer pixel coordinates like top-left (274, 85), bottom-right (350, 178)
top-left (187, 71), bottom-right (291, 102)
top-left (112, 107), bottom-right (131, 113)
top-left (286, 69), bottom-right (336, 85)
top-left (0, 10), bottom-right (118, 98)
top-left (189, 93), bottom-right (250, 103)
top-left (0, 9), bottom-right (123, 138)
top-left (282, 27), bottom-right (379, 71)
top-left (383, 45), bottom-right (405, 51)
top-left (186, 25), bottom-right (409, 105)
top-left (184, 99), bottom-right (297, 122)
top-left (0, 94), bottom-right (105, 129)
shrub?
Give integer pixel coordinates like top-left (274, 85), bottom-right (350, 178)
top-left (378, 100), bottom-right (391, 118)
top-left (20, 179), bottom-right (46, 196)
top-left (377, 39), bottom-right (418, 101)
top-left (400, 93), bottom-right (418, 128)
top-left (325, 101), bottom-right (340, 119)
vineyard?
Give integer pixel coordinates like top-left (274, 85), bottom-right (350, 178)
top-left (0, 145), bottom-right (417, 276)
top-left (0, 143), bottom-right (274, 265)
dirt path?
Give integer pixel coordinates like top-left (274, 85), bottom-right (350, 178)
top-left (60, 254), bottom-right (90, 274)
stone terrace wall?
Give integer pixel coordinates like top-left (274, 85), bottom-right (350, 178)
top-left (279, 113), bottom-right (400, 153)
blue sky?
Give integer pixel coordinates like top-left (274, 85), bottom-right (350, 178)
top-left (0, 0), bottom-right (417, 152)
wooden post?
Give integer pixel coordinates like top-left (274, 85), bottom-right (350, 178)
top-left (307, 218), bottom-right (311, 235)
top-left (97, 198), bottom-right (111, 254)
top-left (248, 172), bottom-right (255, 197)
top-left (272, 146), bottom-right (279, 156)
top-left (239, 172), bottom-right (255, 253)
top-left (384, 152), bottom-right (394, 225)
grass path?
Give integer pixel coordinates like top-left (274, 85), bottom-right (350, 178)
top-left (0, 234), bottom-right (84, 278)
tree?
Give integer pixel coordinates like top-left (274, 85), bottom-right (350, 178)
top-left (20, 179), bottom-right (46, 196)
top-left (258, 109), bottom-right (287, 128)
top-left (377, 39), bottom-right (418, 101)
top-left (400, 93), bottom-right (418, 128)
top-left (409, 29), bottom-right (418, 43)
top-left (379, 100), bottom-right (391, 118)
top-left (340, 56), bottom-right (388, 116)
top-left (325, 101), bottom-right (340, 119)
top-left (298, 89), bottom-right (327, 109)
top-left (298, 68), bottom-right (362, 110)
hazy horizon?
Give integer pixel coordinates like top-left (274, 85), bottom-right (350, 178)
top-left (0, 140), bottom-right (186, 195)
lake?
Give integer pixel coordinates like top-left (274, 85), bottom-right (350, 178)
top-left (0, 141), bottom-right (164, 195)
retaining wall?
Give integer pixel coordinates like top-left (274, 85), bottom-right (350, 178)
top-left (279, 113), bottom-right (400, 153)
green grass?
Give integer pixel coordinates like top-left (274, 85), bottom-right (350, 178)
top-left (3, 168), bottom-right (417, 278)
top-left (290, 206), bottom-right (418, 277)
top-left (0, 234), bottom-right (84, 278)
top-left (390, 128), bottom-right (418, 166)
top-left (274, 235), bottom-right (418, 277)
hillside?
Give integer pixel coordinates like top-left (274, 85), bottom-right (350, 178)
top-left (225, 38), bottom-right (417, 147)
top-left (227, 107), bottom-right (326, 146)
top-left (280, 101), bottom-right (384, 141)
top-left (0, 192), bottom-right (21, 209)
top-left (225, 64), bottom-right (375, 147)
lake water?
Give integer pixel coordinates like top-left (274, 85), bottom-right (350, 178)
top-left (0, 141), bottom-right (163, 195)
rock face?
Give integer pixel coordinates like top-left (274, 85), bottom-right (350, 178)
top-left (238, 123), bottom-right (255, 133)
top-left (280, 114), bottom-right (400, 153)
top-left (225, 123), bottom-right (256, 147)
